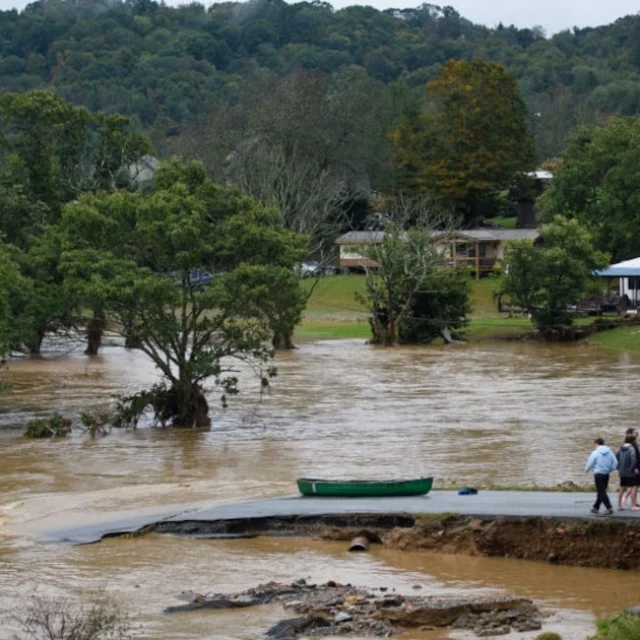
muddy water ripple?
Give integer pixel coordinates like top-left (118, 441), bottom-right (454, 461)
top-left (1, 339), bottom-right (640, 638)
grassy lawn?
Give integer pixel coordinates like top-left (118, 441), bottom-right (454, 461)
top-left (297, 275), bottom-right (369, 339)
top-left (586, 324), bottom-right (640, 351)
top-left (296, 273), bottom-right (636, 348)
top-left (484, 216), bottom-right (517, 229)
top-left (470, 276), bottom-right (501, 317)
top-left (297, 274), bottom-right (537, 342)
top-left (466, 316), bottom-right (532, 341)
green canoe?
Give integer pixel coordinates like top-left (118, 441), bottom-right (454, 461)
top-left (296, 476), bottom-right (433, 497)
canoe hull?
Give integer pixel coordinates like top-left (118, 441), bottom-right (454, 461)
top-left (296, 477), bottom-right (433, 497)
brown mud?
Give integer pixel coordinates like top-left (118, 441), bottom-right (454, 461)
top-left (146, 512), bottom-right (640, 571)
top-left (164, 579), bottom-right (542, 639)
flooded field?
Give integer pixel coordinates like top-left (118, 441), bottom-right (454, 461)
top-left (1, 339), bottom-right (640, 638)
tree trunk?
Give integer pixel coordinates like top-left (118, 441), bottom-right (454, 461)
top-left (124, 327), bottom-right (142, 349)
top-left (84, 309), bottom-right (106, 356)
top-left (27, 328), bottom-right (46, 355)
top-left (171, 378), bottom-right (211, 428)
top-left (272, 331), bottom-right (296, 350)
top-left (369, 313), bottom-right (395, 346)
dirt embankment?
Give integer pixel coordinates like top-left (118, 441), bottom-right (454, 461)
top-left (373, 514), bottom-right (640, 570)
top-left (150, 512), bottom-right (640, 571)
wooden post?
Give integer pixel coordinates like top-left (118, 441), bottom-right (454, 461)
top-left (475, 240), bottom-right (480, 280)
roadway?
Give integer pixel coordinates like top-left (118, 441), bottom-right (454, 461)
top-left (44, 490), bottom-right (640, 545)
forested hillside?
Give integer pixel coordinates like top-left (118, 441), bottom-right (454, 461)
top-left (2, 0), bottom-right (640, 181)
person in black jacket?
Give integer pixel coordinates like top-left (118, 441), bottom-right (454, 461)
top-left (617, 435), bottom-right (638, 510)
top-left (625, 428), bottom-right (640, 509)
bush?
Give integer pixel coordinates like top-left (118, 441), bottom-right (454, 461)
top-left (399, 267), bottom-right (472, 344)
top-left (534, 633), bottom-right (563, 640)
top-left (24, 413), bottom-right (72, 438)
top-left (589, 614), bottom-right (640, 640)
top-left (8, 593), bottom-right (131, 640)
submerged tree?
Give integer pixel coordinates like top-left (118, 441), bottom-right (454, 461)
top-left (8, 592), bottom-right (131, 640)
top-left (0, 241), bottom-right (32, 357)
top-left (356, 197), bottom-right (468, 346)
top-left (0, 90), bottom-right (152, 354)
top-left (398, 267), bottom-right (471, 344)
top-left (60, 161), bottom-right (306, 427)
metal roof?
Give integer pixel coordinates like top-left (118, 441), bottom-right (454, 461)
top-left (595, 257), bottom-right (640, 277)
top-left (336, 231), bottom-right (387, 243)
top-left (336, 229), bottom-right (539, 244)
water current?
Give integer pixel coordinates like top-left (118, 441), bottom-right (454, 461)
top-left (1, 338), bottom-right (640, 638)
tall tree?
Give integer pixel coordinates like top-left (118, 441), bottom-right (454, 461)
top-left (539, 116), bottom-right (640, 262)
top-left (0, 90), bottom-right (92, 215)
top-left (0, 91), bottom-right (152, 354)
top-left (0, 241), bottom-right (32, 357)
top-left (175, 68), bottom-right (397, 248)
top-left (391, 59), bottom-right (536, 221)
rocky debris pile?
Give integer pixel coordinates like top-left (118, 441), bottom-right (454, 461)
top-left (165, 579), bottom-right (542, 638)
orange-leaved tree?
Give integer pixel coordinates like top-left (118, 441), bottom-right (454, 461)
top-left (390, 59), bottom-right (536, 221)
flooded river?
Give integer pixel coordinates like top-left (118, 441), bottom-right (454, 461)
top-left (1, 339), bottom-right (640, 638)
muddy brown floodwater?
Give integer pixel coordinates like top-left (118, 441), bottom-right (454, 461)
top-left (1, 338), bottom-right (640, 639)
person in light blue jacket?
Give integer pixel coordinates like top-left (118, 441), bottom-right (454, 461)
top-left (585, 437), bottom-right (618, 515)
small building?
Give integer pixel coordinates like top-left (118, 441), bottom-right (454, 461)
top-left (514, 170), bottom-right (553, 228)
top-left (595, 257), bottom-right (640, 305)
top-left (336, 228), bottom-right (540, 277)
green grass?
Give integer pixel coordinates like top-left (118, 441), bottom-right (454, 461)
top-left (485, 216), bottom-right (517, 229)
top-left (589, 614), bottom-right (640, 640)
top-left (466, 316), bottom-right (533, 341)
top-left (297, 275), bottom-right (369, 339)
top-left (296, 273), bottom-right (611, 345)
top-left (298, 274), bottom-right (537, 342)
top-left (470, 276), bottom-right (502, 318)
top-left (296, 321), bottom-right (371, 340)
top-left (586, 325), bottom-right (640, 352)
top-left (301, 275), bottom-right (366, 316)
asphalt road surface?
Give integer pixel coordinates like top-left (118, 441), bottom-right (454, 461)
top-left (45, 490), bottom-right (640, 545)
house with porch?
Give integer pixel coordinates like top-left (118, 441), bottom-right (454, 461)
top-left (336, 228), bottom-right (540, 278)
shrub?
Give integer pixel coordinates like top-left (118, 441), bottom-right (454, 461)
top-left (24, 413), bottom-right (72, 438)
top-left (589, 614), bottom-right (640, 640)
top-left (534, 633), bottom-right (563, 640)
top-left (8, 593), bottom-right (131, 640)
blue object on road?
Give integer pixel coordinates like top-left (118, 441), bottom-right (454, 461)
top-left (458, 488), bottom-right (478, 495)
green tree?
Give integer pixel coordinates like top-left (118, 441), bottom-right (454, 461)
top-left (391, 59), bottom-right (536, 220)
top-left (60, 162), bottom-right (306, 427)
top-left (0, 91), bottom-right (153, 354)
top-left (501, 216), bottom-right (608, 330)
top-left (0, 241), bottom-right (32, 357)
top-left (356, 203), bottom-right (465, 346)
top-left (399, 267), bottom-right (471, 344)
top-left (540, 116), bottom-right (640, 262)
top-left (0, 90), bottom-right (92, 214)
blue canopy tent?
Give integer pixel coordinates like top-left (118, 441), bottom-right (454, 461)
top-left (595, 257), bottom-right (640, 306)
